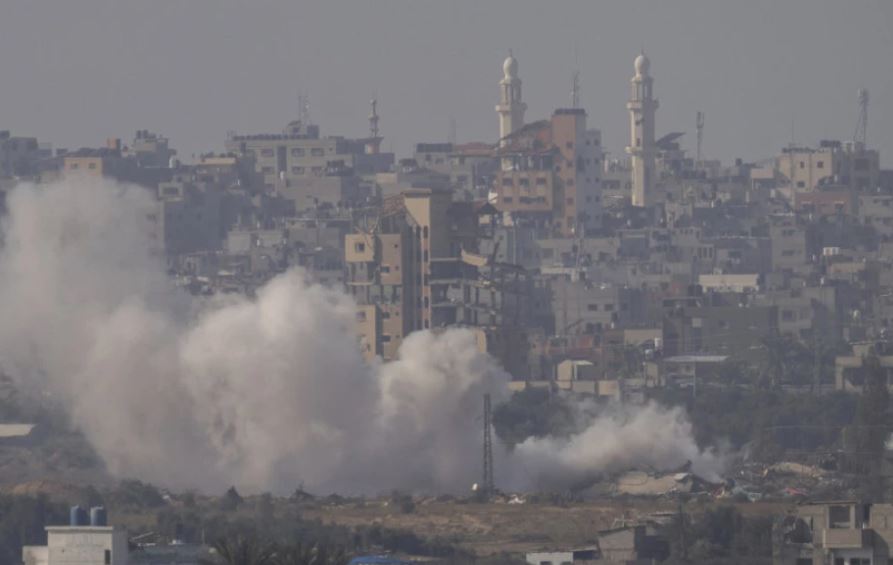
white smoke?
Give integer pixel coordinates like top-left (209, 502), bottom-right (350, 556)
top-left (0, 179), bottom-right (723, 494)
top-left (510, 402), bottom-right (725, 489)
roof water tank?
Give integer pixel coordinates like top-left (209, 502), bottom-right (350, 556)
top-left (90, 506), bottom-right (107, 527)
top-left (70, 505), bottom-right (89, 526)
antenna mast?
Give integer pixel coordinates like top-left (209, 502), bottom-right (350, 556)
top-left (696, 111), bottom-right (705, 164)
top-left (298, 93), bottom-right (311, 125)
top-left (855, 88), bottom-right (869, 146)
top-left (571, 46), bottom-right (580, 108)
top-left (369, 98), bottom-right (380, 139)
top-left (482, 393), bottom-right (494, 497)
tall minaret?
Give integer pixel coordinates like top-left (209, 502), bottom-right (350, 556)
top-left (496, 52), bottom-right (527, 146)
top-left (626, 52), bottom-right (659, 207)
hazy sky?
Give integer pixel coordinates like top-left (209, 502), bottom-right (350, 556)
top-left (1, 0), bottom-right (891, 165)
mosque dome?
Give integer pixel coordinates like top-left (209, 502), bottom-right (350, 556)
top-left (503, 54), bottom-right (518, 79)
top-left (634, 53), bottom-right (651, 77)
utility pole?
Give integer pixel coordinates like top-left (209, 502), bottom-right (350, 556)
top-left (482, 393), bottom-right (495, 497)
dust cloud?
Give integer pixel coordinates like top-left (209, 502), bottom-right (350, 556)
top-left (0, 179), bottom-right (722, 494)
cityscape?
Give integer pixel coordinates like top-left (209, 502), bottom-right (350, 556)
top-left (1, 2), bottom-right (893, 564)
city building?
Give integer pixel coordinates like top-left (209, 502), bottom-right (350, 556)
top-left (776, 500), bottom-right (893, 564)
top-left (23, 507), bottom-right (128, 565)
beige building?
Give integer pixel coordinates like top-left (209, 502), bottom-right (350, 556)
top-left (777, 500), bottom-right (893, 564)
top-left (777, 140), bottom-right (880, 193)
top-left (493, 108), bottom-right (604, 236)
top-left (346, 189), bottom-right (529, 375)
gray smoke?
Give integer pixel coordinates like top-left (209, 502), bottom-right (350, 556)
top-left (0, 179), bottom-right (723, 494)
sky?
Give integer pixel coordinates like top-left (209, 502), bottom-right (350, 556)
top-left (1, 0), bottom-right (891, 165)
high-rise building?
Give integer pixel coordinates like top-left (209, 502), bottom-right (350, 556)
top-left (345, 190), bottom-right (529, 375)
top-left (492, 109), bottom-right (604, 237)
top-left (626, 53), bottom-right (659, 208)
top-left (495, 53), bottom-right (527, 146)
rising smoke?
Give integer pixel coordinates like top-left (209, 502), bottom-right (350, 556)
top-left (0, 179), bottom-right (722, 494)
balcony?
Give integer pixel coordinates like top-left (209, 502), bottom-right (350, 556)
top-left (822, 528), bottom-right (868, 549)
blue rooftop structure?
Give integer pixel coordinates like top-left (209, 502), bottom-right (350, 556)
top-left (348, 556), bottom-right (414, 565)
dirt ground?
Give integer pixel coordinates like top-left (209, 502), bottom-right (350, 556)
top-left (300, 497), bottom-right (793, 556)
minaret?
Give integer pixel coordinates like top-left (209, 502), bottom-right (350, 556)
top-left (496, 52), bottom-right (527, 146)
top-left (626, 52), bottom-right (659, 207)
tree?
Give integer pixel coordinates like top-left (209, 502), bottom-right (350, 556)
top-left (274, 542), bottom-right (348, 565)
top-left (202, 535), bottom-right (276, 565)
top-left (220, 486), bottom-right (244, 512)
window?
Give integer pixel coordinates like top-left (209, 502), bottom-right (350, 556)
top-left (566, 197), bottom-right (574, 205)
top-left (503, 197), bottom-right (513, 203)
top-left (88, 162), bottom-right (97, 170)
top-left (604, 304), bottom-right (614, 312)
top-left (311, 148), bottom-right (325, 156)
top-left (587, 304), bottom-right (599, 311)
top-left (261, 166), bottom-right (274, 175)
top-left (799, 161), bottom-right (805, 169)
top-left (797, 181), bottom-right (806, 188)
top-left (261, 148), bottom-right (275, 158)
top-left (292, 166), bottom-right (305, 174)
top-left (817, 160), bottom-right (824, 169)
top-left (380, 266), bottom-right (390, 273)
top-left (829, 505), bottom-right (851, 528)
top-left (354, 242), bottom-right (365, 253)
top-left (356, 311), bottom-right (367, 322)
top-left (502, 177), bottom-right (513, 186)
top-left (382, 335), bottom-right (392, 342)
top-left (291, 148), bottom-right (305, 157)
top-left (536, 177), bottom-right (547, 186)
top-left (69, 163), bottom-right (79, 170)
top-left (105, 550), bottom-right (111, 565)
top-left (519, 177), bottom-right (529, 187)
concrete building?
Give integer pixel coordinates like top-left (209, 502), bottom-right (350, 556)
top-left (526, 525), bottom-right (668, 564)
top-left (129, 130), bottom-right (175, 168)
top-left (550, 279), bottom-right (644, 335)
top-left (493, 108), bottom-right (604, 236)
top-left (0, 130), bottom-right (41, 178)
top-left (496, 53), bottom-right (527, 146)
top-left (777, 140), bottom-right (880, 193)
top-left (225, 119), bottom-right (394, 196)
top-left (769, 214), bottom-right (810, 274)
top-left (413, 142), bottom-right (497, 200)
top-left (346, 190), bottom-right (528, 374)
top-left (626, 53), bottom-right (659, 208)
top-left (23, 507), bottom-right (128, 565)
top-left (776, 500), bottom-right (893, 564)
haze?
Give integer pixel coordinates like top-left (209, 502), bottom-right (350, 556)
top-left (1, 0), bottom-right (891, 163)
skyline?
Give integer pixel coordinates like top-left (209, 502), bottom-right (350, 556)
top-left (1, 0), bottom-right (892, 164)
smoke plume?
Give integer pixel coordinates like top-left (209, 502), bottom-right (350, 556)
top-left (0, 179), bottom-right (722, 494)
